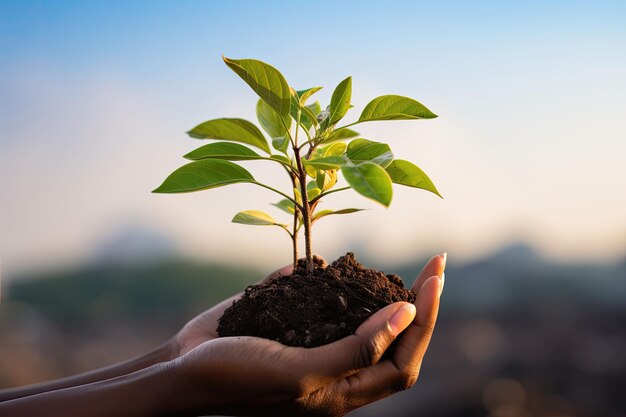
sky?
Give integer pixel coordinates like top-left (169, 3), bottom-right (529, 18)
top-left (1, 1), bottom-right (625, 279)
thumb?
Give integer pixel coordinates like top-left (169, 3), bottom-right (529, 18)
top-left (304, 302), bottom-right (416, 379)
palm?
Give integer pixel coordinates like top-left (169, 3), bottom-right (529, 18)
top-left (175, 295), bottom-right (239, 355)
top-left (175, 253), bottom-right (445, 416)
top-left (174, 262), bottom-right (296, 357)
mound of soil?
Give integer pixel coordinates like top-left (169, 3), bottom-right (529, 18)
top-left (217, 252), bottom-right (416, 347)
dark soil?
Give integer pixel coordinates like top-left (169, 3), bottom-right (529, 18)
top-left (217, 252), bottom-right (417, 347)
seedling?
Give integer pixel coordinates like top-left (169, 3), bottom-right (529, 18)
top-left (154, 57), bottom-right (441, 272)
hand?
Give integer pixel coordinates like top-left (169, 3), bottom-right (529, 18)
top-left (173, 253), bottom-right (446, 417)
top-left (172, 259), bottom-right (305, 357)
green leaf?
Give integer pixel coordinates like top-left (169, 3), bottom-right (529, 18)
top-left (293, 187), bottom-right (303, 205)
top-left (346, 139), bottom-right (394, 167)
top-left (328, 76), bottom-right (352, 125)
top-left (316, 170), bottom-right (337, 191)
top-left (269, 154), bottom-right (291, 165)
top-left (184, 142), bottom-right (261, 161)
top-left (342, 161), bottom-right (393, 206)
top-left (302, 155), bottom-right (347, 170)
top-left (385, 159), bottom-right (442, 198)
top-left (321, 128), bottom-right (360, 144)
top-left (297, 87), bottom-right (322, 105)
top-left (223, 56), bottom-right (291, 119)
top-left (307, 182), bottom-right (321, 200)
top-left (290, 92), bottom-right (321, 132)
top-left (188, 118), bottom-right (270, 154)
top-left (232, 210), bottom-right (287, 227)
top-left (313, 208), bottom-right (365, 222)
top-left (153, 159), bottom-right (254, 193)
top-left (272, 136), bottom-right (290, 153)
top-left (307, 101), bottom-right (322, 116)
top-left (300, 102), bottom-right (321, 130)
top-left (256, 99), bottom-right (289, 139)
top-left (321, 142), bottom-right (347, 157)
top-left (272, 199), bottom-right (295, 215)
top-left (358, 95), bottom-right (437, 123)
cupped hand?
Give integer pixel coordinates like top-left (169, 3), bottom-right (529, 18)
top-left (173, 253), bottom-right (446, 417)
top-left (172, 257), bottom-right (327, 357)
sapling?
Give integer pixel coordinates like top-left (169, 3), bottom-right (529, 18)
top-left (154, 56), bottom-right (441, 275)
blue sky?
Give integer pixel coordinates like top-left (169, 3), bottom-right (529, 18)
top-left (1, 1), bottom-right (625, 277)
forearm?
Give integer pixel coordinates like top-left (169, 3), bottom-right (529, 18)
top-left (0, 339), bottom-right (176, 402)
top-left (0, 360), bottom-right (189, 417)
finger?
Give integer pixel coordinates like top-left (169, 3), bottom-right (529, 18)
top-left (411, 252), bottom-right (446, 293)
top-left (393, 275), bottom-right (441, 380)
top-left (302, 301), bottom-right (416, 381)
top-left (336, 276), bottom-right (442, 404)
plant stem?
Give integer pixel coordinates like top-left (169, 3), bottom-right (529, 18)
top-left (252, 181), bottom-right (303, 211)
top-left (305, 143), bottom-right (317, 159)
top-left (289, 172), bottom-right (299, 270)
top-left (293, 145), bottom-right (313, 272)
top-left (298, 139), bottom-right (314, 150)
top-left (333, 121), bottom-right (359, 131)
top-left (292, 207), bottom-right (299, 269)
top-left (280, 117), bottom-right (296, 148)
top-left (309, 186), bottom-right (351, 205)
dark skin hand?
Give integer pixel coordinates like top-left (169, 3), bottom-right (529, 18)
top-left (175, 254), bottom-right (445, 416)
top-left (0, 254), bottom-right (446, 416)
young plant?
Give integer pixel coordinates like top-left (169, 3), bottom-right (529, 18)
top-left (154, 57), bottom-right (441, 272)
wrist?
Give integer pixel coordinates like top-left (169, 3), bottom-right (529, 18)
top-left (143, 360), bottom-right (194, 416)
top-left (168, 353), bottom-right (235, 417)
top-left (0, 361), bottom-right (190, 417)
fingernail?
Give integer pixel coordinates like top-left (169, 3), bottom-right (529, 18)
top-left (440, 272), bottom-right (445, 296)
top-left (439, 252), bottom-right (447, 276)
top-left (388, 303), bottom-right (416, 336)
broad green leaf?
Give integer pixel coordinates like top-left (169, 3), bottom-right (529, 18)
top-left (328, 76), bottom-right (352, 125)
top-left (316, 170), bottom-right (337, 192)
top-left (307, 101), bottom-right (322, 116)
top-left (342, 161), bottom-right (393, 206)
top-left (300, 102), bottom-right (321, 130)
top-left (305, 166), bottom-right (317, 179)
top-left (272, 136), bottom-right (290, 153)
top-left (302, 155), bottom-right (347, 170)
top-left (306, 142), bottom-right (345, 177)
top-left (184, 142), bottom-right (261, 161)
top-left (307, 181), bottom-right (321, 200)
top-left (304, 147), bottom-right (325, 177)
top-left (321, 128), bottom-right (360, 144)
top-left (257, 99), bottom-right (289, 139)
top-left (346, 139), bottom-right (394, 167)
top-left (223, 56), bottom-right (291, 119)
top-left (188, 118), bottom-right (270, 153)
top-left (153, 159), bottom-right (254, 193)
top-left (232, 210), bottom-right (287, 227)
top-left (385, 159), bottom-right (442, 198)
top-left (313, 208), bottom-right (364, 222)
top-left (297, 87), bottom-right (322, 105)
top-left (321, 142), bottom-right (347, 157)
top-left (293, 187), bottom-right (302, 205)
top-left (290, 95), bottom-right (320, 131)
top-left (272, 199), bottom-right (295, 214)
top-left (269, 154), bottom-right (291, 165)
top-left (358, 95), bottom-right (437, 123)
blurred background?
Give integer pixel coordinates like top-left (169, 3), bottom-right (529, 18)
top-left (1, 1), bottom-right (625, 416)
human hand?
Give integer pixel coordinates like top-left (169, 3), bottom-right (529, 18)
top-left (172, 255), bottom-right (327, 357)
top-left (171, 254), bottom-right (446, 417)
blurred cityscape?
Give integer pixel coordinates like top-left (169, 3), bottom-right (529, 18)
top-left (1, 243), bottom-right (625, 416)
